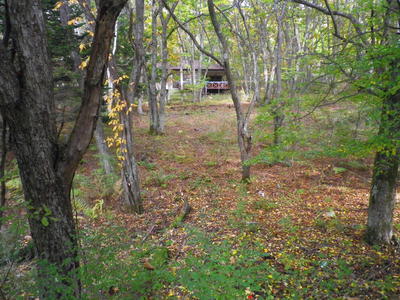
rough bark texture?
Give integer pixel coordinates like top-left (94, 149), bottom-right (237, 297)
top-left (272, 0), bottom-right (285, 145)
top-left (0, 117), bottom-right (7, 228)
top-left (57, 0), bottom-right (126, 190)
top-left (109, 57), bottom-right (143, 213)
top-left (120, 0), bottom-right (145, 213)
top-left (73, 0), bottom-right (115, 176)
top-left (207, 0), bottom-right (253, 182)
top-left (366, 92), bottom-right (400, 245)
top-left (120, 103), bottom-right (143, 213)
top-left (0, 0), bottom-right (126, 297)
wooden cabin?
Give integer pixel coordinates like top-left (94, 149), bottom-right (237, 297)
top-left (168, 60), bottom-right (229, 94)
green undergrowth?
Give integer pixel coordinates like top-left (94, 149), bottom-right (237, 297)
top-left (251, 93), bottom-right (379, 166)
top-left (2, 219), bottom-right (399, 299)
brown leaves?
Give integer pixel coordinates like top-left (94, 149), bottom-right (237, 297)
top-left (143, 258), bottom-right (155, 271)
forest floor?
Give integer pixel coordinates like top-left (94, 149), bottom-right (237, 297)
top-left (5, 96), bottom-right (400, 299)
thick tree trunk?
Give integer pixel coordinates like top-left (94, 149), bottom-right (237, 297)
top-left (366, 92), bottom-right (400, 244)
top-left (0, 0), bottom-right (126, 297)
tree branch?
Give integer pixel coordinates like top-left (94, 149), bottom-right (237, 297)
top-left (162, 0), bottom-right (223, 66)
top-left (166, 4), bottom-right (234, 39)
top-left (292, 0), bottom-right (368, 45)
top-left (58, 0), bottom-right (127, 189)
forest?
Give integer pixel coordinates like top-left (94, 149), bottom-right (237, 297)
top-left (0, 0), bottom-right (399, 299)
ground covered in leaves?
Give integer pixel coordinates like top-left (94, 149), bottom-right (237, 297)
top-left (3, 97), bottom-right (400, 299)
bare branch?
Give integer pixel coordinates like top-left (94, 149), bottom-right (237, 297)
top-left (162, 0), bottom-right (223, 66)
top-left (292, 0), bottom-right (368, 45)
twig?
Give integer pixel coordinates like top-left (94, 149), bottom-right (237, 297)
top-left (141, 225), bottom-right (156, 243)
top-left (162, 0), bottom-right (223, 66)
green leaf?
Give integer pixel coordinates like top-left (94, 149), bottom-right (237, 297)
top-left (333, 167), bottom-right (347, 174)
top-left (41, 216), bottom-right (49, 227)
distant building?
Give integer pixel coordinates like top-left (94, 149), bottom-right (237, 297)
top-left (168, 60), bottom-right (229, 94)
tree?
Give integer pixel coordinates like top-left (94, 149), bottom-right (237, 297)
top-left (291, 0), bottom-right (400, 245)
top-left (206, 0), bottom-right (255, 181)
top-left (164, 0), bottom-right (256, 181)
top-left (79, 0), bottom-right (144, 212)
top-left (0, 116), bottom-right (7, 228)
top-left (0, 0), bottom-right (126, 297)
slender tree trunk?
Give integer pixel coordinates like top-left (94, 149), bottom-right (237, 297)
top-left (94, 117), bottom-right (114, 174)
top-left (0, 116), bottom-right (7, 228)
top-left (272, 0), bottom-right (285, 145)
top-left (127, 1), bottom-right (145, 116)
top-left (120, 98), bottom-right (143, 213)
top-left (137, 94), bottom-right (144, 114)
top-left (366, 92), bottom-right (400, 244)
top-left (190, 40), bottom-right (198, 102)
top-left (108, 56), bottom-right (143, 213)
top-left (148, 2), bottom-right (162, 135)
top-left (109, 0), bottom-right (145, 213)
top-left (159, 0), bottom-right (177, 131)
top-left (207, 0), bottom-right (253, 182)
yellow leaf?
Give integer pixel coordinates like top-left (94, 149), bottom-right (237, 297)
top-left (79, 57), bottom-right (89, 70)
top-left (53, 1), bottom-right (64, 10)
top-left (79, 43), bottom-right (86, 52)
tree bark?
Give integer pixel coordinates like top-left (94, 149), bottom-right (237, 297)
top-left (272, 0), bottom-right (286, 145)
top-left (366, 92), bottom-right (400, 244)
top-left (108, 57), bottom-right (143, 213)
top-left (0, 116), bottom-right (7, 228)
top-left (94, 117), bottom-right (114, 175)
top-left (74, 0), bottom-right (115, 176)
top-left (148, 2), bottom-right (163, 135)
top-left (120, 99), bottom-right (143, 213)
top-left (159, 1), bottom-right (177, 128)
top-left (108, 0), bottom-right (144, 213)
top-left (0, 0), bottom-right (126, 297)
top-left (207, 0), bottom-right (253, 182)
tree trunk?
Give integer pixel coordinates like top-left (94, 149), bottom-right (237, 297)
top-left (64, 0), bottom-right (114, 177)
top-left (108, 57), bottom-right (143, 213)
top-left (207, 0), bottom-right (253, 182)
top-left (138, 94), bottom-right (144, 114)
top-left (94, 117), bottom-right (114, 175)
top-left (159, 0), bottom-right (177, 131)
top-left (0, 116), bottom-right (7, 228)
top-left (148, 2), bottom-right (163, 135)
top-left (120, 104), bottom-right (143, 213)
top-left (0, 0), bottom-right (126, 297)
top-left (366, 92), bottom-right (400, 244)
top-left (107, 0), bottom-right (144, 213)
top-left (272, 0), bottom-right (285, 145)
